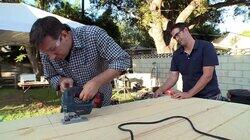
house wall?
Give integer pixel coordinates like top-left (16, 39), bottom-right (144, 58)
top-left (132, 55), bottom-right (250, 97)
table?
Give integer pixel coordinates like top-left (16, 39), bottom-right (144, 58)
top-left (0, 96), bottom-right (249, 140)
top-left (17, 81), bottom-right (50, 93)
top-left (17, 81), bottom-right (50, 101)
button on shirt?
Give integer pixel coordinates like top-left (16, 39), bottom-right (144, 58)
top-left (40, 25), bottom-right (131, 106)
top-left (170, 40), bottom-right (220, 98)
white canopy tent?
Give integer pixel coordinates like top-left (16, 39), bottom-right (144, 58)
top-left (0, 2), bottom-right (84, 46)
top-left (212, 32), bottom-right (250, 54)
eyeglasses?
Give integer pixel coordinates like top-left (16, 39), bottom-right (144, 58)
top-left (172, 29), bottom-right (183, 39)
top-left (46, 34), bottom-right (61, 53)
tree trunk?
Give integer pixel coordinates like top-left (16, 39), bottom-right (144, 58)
top-left (149, 23), bottom-right (172, 54)
top-left (149, 0), bottom-right (203, 54)
top-left (149, 0), bottom-right (172, 54)
top-left (25, 46), bottom-right (42, 78)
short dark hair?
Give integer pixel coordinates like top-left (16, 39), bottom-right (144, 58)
top-left (170, 22), bottom-right (188, 32)
top-left (29, 16), bottom-right (64, 47)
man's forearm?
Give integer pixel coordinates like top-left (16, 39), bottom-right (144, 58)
top-left (159, 76), bottom-right (177, 92)
top-left (188, 74), bottom-right (212, 96)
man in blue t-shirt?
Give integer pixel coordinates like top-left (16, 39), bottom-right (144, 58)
top-left (155, 22), bottom-right (221, 100)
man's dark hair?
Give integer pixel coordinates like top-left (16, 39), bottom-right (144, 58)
top-left (29, 16), bottom-right (65, 47)
top-left (170, 22), bottom-right (188, 32)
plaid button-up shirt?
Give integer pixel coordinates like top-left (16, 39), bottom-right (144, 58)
top-left (40, 25), bottom-right (131, 106)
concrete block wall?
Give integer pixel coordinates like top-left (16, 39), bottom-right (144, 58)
top-left (132, 58), bottom-right (171, 86)
top-left (132, 55), bottom-right (250, 97)
top-left (216, 55), bottom-right (250, 96)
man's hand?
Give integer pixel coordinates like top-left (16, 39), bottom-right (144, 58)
top-left (153, 88), bottom-right (164, 98)
top-left (59, 77), bottom-right (73, 92)
top-left (79, 80), bottom-right (101, 101)
top-left (164, 89), bottom-right (176, 96)
top-left (154, 88), bottom-right (177, 98)
top-left (171, 91), bottom-right (192, 99)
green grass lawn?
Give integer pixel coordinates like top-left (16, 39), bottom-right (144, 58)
top-left (0, 87), bottom-right (61, 122)
top-left (0, 87), bottom-right (148, 122)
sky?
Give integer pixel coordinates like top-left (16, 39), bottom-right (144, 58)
top-left (24, 0), bottom-right (250, 33)
top-left (218, 6), bottom-right (250, 33)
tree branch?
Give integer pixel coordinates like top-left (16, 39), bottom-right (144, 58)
top-left (190, 0), bottom-right (250, 27)
top-left (176, 0), bottom-right (203, 23)
top-left (210, 0), bottom-right (250, 9)
top-left (189, 11), bottom-right (210, 26)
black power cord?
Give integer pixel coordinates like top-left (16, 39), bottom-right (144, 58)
top-left (118, 116), bottom-right (230, 140)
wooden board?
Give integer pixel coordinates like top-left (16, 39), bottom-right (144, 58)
top-left (0, 96), bottom-right (249, 140)
top-left (17, 81), bottom-right (49, 88)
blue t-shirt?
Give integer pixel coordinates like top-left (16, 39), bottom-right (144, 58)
top-left (170, 40), bottom-right (220, 98)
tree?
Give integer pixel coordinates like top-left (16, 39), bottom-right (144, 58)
top-left (94, 8), bottom-right (121, 44)
top-left (191, 23), bottom-right (220, 41)
top-left (87, 0), bottom-right (155, 49)
top-left (95, 0), bottom-right (250, 54)
top-left (33, 0), bottom-right (59, 10)
top-left (148, 0), bottom-right (250, 53)
top-left (53, 1), bottom-right (93, 25)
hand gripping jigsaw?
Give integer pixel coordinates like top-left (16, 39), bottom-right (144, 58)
top-left (61, 86), bottom-right (95, 124)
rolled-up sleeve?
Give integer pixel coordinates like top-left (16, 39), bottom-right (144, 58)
top-left (94, 26), bottom-right (131, 72)
top-left (40, 53), bottom-right (61, 89)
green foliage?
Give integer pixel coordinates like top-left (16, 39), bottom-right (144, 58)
top-left (95, 8), bottom-right (121, 43)
top-left (117, 20), bottom-right (154, 49)
top-left (194, 1), bottom-right (209, 16)
top-left (139, 4), bottom-right (153, 29)
top-left (191, 23), bottom-right (221, 41)
top-left (33, 0), bottom-right (60, 10)
top-left (91, 0), bottom-right (225, 49)
top-left (15, 54), bottom-right (27, 62)
top-left (27, 0), bottom-right (250, 52)
top-left (0, 46), bottom-right (29, 64)
top-left (52, 1), bottom-right (93, 24)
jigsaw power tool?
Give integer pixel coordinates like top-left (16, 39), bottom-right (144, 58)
top-left (61, 86), bottom-right (93, 124)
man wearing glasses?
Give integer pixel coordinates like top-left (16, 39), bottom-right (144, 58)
top-left (154, 22), bottom-right (221, 100)
top-left (30, 16), bottom-right (131, 106)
